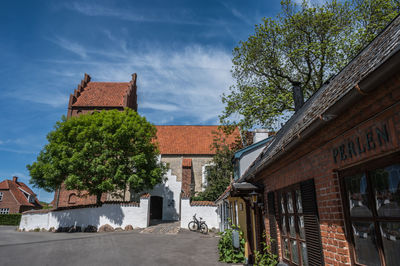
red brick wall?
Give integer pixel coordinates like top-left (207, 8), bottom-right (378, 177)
top-left (260, 73), bottom-right (400, 265)
top-left (182, 166), bottom-right (192, 196)
top-left (0, 190), bottom-right (20, 214)
top-left (55, 184), bottom-right (107, 208)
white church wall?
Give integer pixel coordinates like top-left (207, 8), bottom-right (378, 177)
top-left (19, 198), bottom-right (150, 231)
top-left (180, 198), bottom-right (218, 230)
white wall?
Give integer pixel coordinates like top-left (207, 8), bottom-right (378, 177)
top-left (180, 199), bottom-right (218, 230)
top-left (239, 144), bottom-right (266, 177)
top-left (146, 169), bottom-right (181, 221)
top-left (19, 198), bottom-right (149, 231)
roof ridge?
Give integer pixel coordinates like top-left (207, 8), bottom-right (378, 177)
top-left (89, 81), bottom-right (130, 84)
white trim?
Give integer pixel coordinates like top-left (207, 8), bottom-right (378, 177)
top-left (18, 187), bottom-right (32, 197)
top-left (0, 192), bottom-right (3, 201)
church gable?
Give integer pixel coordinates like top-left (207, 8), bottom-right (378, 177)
top-left (67, 73), bottom-right (138, 118)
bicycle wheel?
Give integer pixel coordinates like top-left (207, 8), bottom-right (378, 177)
top-left (200, 223), bottom-right (208, 234)
top-left (188, 221), bottom-right (198, 231)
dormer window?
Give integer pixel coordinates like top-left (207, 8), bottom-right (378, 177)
top-left (18, 187), bottom-right (35, 203)
top-left (29, 195), bottom-right (35, 203)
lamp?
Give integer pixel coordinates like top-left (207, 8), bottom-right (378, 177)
top-left (249, 191), bottom-right (258, 204)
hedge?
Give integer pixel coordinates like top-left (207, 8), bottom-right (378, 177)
top-left (0, 214), bottom-right (22, 225)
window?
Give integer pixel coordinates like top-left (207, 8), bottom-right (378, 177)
top-left (0, 192), bottom-right (3, 201)
top-left (201, 164), bottom-right (214, 191)
top-left (279, 186), bottom-right (308, 265)
top-left (28, 195), bottom-right (35, 203)
top-left (68, 193), bottom-right (77, 204)
top-left (341, 163), bottom-right (400, 266)
top-left (271, 179), bottom-right (324, 266)
top-left (0, 208), bottom-right (9, 214)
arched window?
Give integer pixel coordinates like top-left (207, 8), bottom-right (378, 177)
top-left (68, 193), bottom-right (77, 204)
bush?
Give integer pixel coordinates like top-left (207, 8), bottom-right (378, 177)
top-left (218, 226), bottom-right (246, 263)
top-left (190, 195), bottom-right (205, 202)
top-left (254, 233), bottom-right (278, 266)
top-left (0, 214), bottom-right (22, 225)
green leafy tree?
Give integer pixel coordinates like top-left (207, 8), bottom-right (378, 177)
top-left (193, 129), bottom-right (241, 202)
top-left (221, 0), bottom-right (400, 130)
top-left (27, 109), bottom-right (166, 205)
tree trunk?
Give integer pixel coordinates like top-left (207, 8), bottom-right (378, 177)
top-left (96, 193), bottom-right (102, 206)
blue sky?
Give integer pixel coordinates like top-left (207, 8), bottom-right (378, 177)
top-left (0, 0), bottom-right (284, 203)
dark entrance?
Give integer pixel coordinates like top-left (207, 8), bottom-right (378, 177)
top-left (150, 196), bottom-right (163, 220)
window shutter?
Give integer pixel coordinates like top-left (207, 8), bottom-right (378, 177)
top-left (267, 191), bottom-right (278, 255)
top-left (301, 179), bottom-right (324, 266)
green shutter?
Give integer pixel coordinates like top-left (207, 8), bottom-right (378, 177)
top-left (301, 179), bottom-right (324, 266)
top-left (267, 191), bottom-right (278, 255)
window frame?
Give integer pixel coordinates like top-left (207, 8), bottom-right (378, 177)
top-left (0, 191), bottom-right (3, 201)
top-left (278, 184), bottom-right (307, 266)
top-left (339, 154), bottom-right (400, 266)
top-left (0, 208), bottom-right (10, 214)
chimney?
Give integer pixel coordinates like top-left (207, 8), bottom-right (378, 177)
top-left (13, 176), bottom-right (18, 183)
top-left (292, 82), bottom-right (304, 112)
top-left (253, 129), bottom-right (269, 144)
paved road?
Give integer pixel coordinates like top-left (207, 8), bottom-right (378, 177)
top-left (0, 225), bottom-right (225, 266)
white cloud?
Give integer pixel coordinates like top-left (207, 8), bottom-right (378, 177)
top-left (63, 2), bottom-right (211, 26)
top-left (9, 89), bottom-right (69, 108)
top-left (220, 2), bottom-right (253, 26)
top-left (0, 147), bottom-right (37, 154)
top-left (43, 38), bottom-right (234, 125)
top-left (50, 37), bottom-right (88, 59)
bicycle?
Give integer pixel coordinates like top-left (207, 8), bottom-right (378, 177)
top-left (188, 214), bottom-right (208, 234)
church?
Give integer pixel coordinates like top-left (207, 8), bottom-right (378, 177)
top-left (54, 73), bottom-right (240, 222)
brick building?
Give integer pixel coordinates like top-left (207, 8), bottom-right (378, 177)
top-left (0, 176), bottom-right (42, 214)
top-left (237, 16), bottom-right (400, 266)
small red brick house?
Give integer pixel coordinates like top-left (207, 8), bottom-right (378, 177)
top-left (238, 16), bottom-right (400, 266)
top-left (0, 176), bottom-right (42, 214)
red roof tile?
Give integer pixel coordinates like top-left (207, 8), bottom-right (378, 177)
top-left (182, 158), bottom-right (192, 168)
top-left (0, 180), bottom-right (9, 189)
top-left (190, 201), bottom-right (216, 207)
top-left (72, 82), bottom-right (130, 107)
top-left (155, 126), bottom-right (240, 155)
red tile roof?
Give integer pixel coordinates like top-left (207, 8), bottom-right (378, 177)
top-left (0, 178), bottom-right (42, 207)
top-left (0, 180), bottom-right (9, 189)
top-left (182, 158), bottom-right (192, 168)
top-left (155, 126), bottom-right (240, 155)
top-left (72, 82), bottom-right (130, 107)
top-left (190, 201), bottom-right (216, 207)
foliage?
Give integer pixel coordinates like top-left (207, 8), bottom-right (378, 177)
top-left (221, 0), bottom-right (400, 130)
top-left (218, 226), bottom-right (246, 263)
top-left (27, 109), bottom-right (167, 205)
top-left (254, 232), bottom-right (278, 266)
top-left (0, 214), bottom-right (22, 225)
top-left (195, 128), bottom-right (241, 201)
top-left (39, 201), bottom-right (52, 209)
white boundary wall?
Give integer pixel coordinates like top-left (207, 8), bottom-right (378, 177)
top-left (19, 198), bottom-right (149, 231)
top-left (180, 198), bottom-right (218, 230)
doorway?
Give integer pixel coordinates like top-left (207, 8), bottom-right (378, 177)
top-left (150, 196), bottom-right (163, 220)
